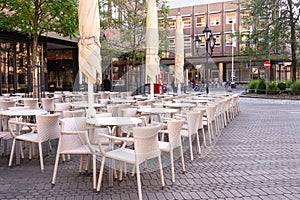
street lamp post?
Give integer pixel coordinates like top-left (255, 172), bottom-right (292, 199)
top-left (195, 24), bottom-right (216, 94)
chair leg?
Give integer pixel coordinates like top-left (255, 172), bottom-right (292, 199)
top-left (189, 136), bottom-right (193, 160)
top-left (170, 150), bottom-right (175, 183)
top-left (180, 145), bottom-right (186, 173)
top-left (158, 155), bottom-right (165, 188)
top-left (201, 128), bottom-right (206, 147)
top-left (20, 142), bottom-right (24, 159)
top-left (52, 152), bottom-right (61, 185)
top-left (79, 155), bottom-right (83, 173)
top-left (136, 164), bottom-right (142, 200)
top-left (38, 143), bottom-right (44, 172)
top-left (8, 139), bottom-right (16, 167)
top-left (96, 156), bottom-right (106, 192)
top-left (195, 132), bottom-right (201, 154)
top-left (119, 161), bottom-right (123, 181)
top-left (92, 154), bottom-right (96, 191)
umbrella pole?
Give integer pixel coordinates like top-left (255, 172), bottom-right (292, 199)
top-left (88, 79), bottom-right (95, 118)
top-left (150, 82), bottom-right (154, 99)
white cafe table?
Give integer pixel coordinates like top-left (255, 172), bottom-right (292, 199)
top-left (108, 99), bottom-right (136, 104)
top-left (163, 102), bottom-right (196, 111)
top-left (0, 109), bottom-right (47, 165)
top-left (86, 117), bottom-right (142, 187)
top-left (137, 107), bottom-right (178, 122)
top-left (181, 99), bottom-right (210, 106)
top-left (71, 101), bottom-right (105, 109)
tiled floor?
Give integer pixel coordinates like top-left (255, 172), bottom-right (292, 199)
top-left (1, 97), bottom-right (300, 200)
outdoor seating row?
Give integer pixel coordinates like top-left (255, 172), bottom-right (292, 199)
top-left (0, 92), bottom-right (240, 200)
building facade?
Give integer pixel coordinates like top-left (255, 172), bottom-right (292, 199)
top-left (161, 0), bottom-right (292, 86)
top-left (0, 31), bottom-right (78, 95)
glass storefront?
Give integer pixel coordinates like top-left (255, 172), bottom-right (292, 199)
top-left (0, 31), bottom-right (78, 95)
top-left (0, 40), bottom-right (30, 94)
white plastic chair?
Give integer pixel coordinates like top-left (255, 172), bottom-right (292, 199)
top-left (158, 120), bottom-right (185, 183)
top-left (180, 112), bottom-right (201, 161)
top-left (96, 124), bottom-right (164, 200)
top-left (54, 102), bottom-right (72, 118)
top-left (62, 109), bottom-right (85, 118)
top-left (23, 99), bottom-right (39, 109)
top-left (8, 113), bottom-right (61, 171)
top-left (51, 117), bottom-right (98, 191)
top-left (41, 98), bottom-right (55, 113)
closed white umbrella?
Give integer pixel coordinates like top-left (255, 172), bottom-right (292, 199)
top-left (78, 0), bottom-right (101, 117)
top-left (175, 13), bottom-right (184, 94)
top-left (145, 0), bottom-right (160, 98)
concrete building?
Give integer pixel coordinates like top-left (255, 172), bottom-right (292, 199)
top-left (161, 0), bottom-right (292, 86)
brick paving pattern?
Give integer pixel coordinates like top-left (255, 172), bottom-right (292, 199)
top-left (1, 97), bottom-right (300, 199)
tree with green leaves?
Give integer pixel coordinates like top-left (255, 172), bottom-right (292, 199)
top-left (239, 0), bottom-right (300, 82)
top-left (99, 0), bottom-right (169, 67)
top-left (0, 0), bottom-right (78, 97)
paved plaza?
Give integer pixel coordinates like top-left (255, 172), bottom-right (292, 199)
top-left (1, 96), bottom-right (300, 199)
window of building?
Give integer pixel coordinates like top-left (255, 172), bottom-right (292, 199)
top-left (169, 18), bottom-right (176, 29)
top-left (225, 33), bottom-right (233, 46)
top-left (183, 16), bottom-right (191, 29)
top-left (214, 35), bottom-right (221, 47)
top-left (168, 38), bottom-right (175, 49)
top-left (210, 13), bottom-right (221, 26)
top-left (184, 37), bottom-right (191, 49)
top-left (226, 12), bottom-right (236, 24)
top-left (195, 15), bottom-right (206, 27)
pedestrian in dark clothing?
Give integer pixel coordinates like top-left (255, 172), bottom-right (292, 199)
top-left (102, 75), bottom-right (111, 91)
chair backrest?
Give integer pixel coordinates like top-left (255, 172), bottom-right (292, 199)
top-left (137, 101), bottom-right (148, 107)
top-left (121, 107), bottom-right (137, 117)
top-left (132, 124), bottom-right (161, 164)
top-left (59, 117), bottom-right (89, 152)
top-left (54, 102), bottom-right (71, 112)
top-left (0, 101), bottom-right (16, 110)
top-left (117, 103), bottom-right (130, 117)
top-left (109, 92), bottom-right (120, 99)
top-left (53, 93), bottom-right (63, 103)
top-left (23, 99), bottom-right (39, 109)
top-left (98, 98), bottom-right (109, 106)
top-left (62, 109), bottom-right (85, 118)
top-left (41, 98), bottom-right (55, 112)
top-left (205, 105), bottom-right (216, 123)
top-left (167, 120), bottom-right (183, 149)
top-left (94, 112), bottom-right (112, 118)
top-left (36, 113), bottom-right (61, 142)
top-left (106, 104), bottom-right (119, 117)
top-left (99, 92), bottom-right (109, 99)
top-left (186, 112), bottom-right (200, 136)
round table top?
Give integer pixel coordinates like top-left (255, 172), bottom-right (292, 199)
top-left (71, 102), bottom-right (105, 108)
top-left (86, 117), bottom-right (142, 126)
top-left (108, 99), bottom-right (136, 104)
top-left (137, 107), bottom-right (178, 114)
top-left (0, 109), bottom-right (47, 116)
top-left (163, 102), bottom-right (196, 108)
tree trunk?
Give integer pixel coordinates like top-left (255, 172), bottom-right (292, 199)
top-left (32, 35), bottom-right (39, 98)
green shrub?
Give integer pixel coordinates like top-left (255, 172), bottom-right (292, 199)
top-left (267, 81), bottom-right (279, 94)
top-left (257, 79), bottom-right (266, 94)
top-left (277, 81), bottom-right (286, 91)
top-left (285, 79), bottom-right (293, 88)
top-left (247, 79), bottom-right (260, 93)
top-left (291, 81), bottom-right (300, 95)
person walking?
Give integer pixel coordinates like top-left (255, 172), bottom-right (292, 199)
top-left (102, 75), bottom-right (111, 91)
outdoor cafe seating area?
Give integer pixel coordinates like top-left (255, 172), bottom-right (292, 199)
top-left (0, 90), bottom-right (240, 200)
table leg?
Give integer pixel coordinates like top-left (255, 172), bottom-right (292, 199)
top-left (15, 124), bottom-right (20, 165)
top-left (108, 126), bottom-right (114, 187)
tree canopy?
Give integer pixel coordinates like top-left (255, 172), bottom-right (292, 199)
top-left (239, 0), bottom-right (300, 81)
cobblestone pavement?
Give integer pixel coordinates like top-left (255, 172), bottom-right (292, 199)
top-left (1, 97), bottom-right (300, 199)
